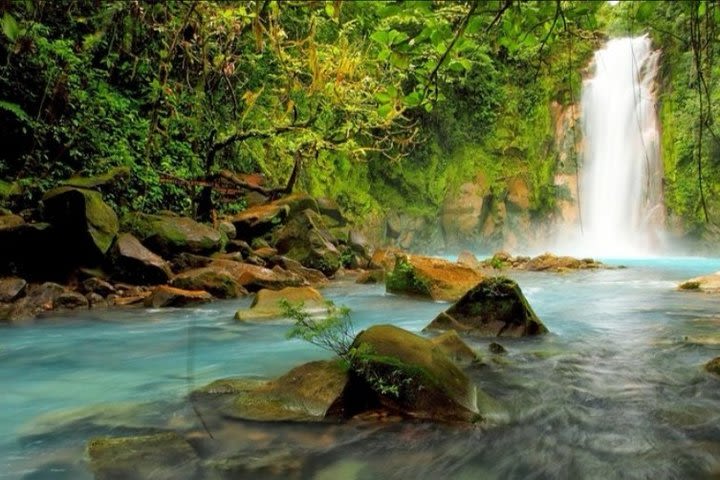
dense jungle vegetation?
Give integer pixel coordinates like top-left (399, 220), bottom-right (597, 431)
top-left (0, 1), bottom-right (718, 246)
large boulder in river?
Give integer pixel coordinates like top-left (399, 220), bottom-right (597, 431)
top-left (349, 325), bottom-right (480, 422)
top-left (122, 212), bottom-right (225, 257)
top-left (111, 233), bottom-right (172, 285)
top-left (0, 277), bottom-right (27, 302)
top-left (171, 266), bottom-right (247, 299)
top-left (235, 286), bottom-right (325, 321)
top-left (42, 186), bottom-right (119, 261)
top-left (273, 209), bottom-right (341, 276)
top-left (386, 255), bottom-right (484, 302)
top-left (425, 276), bottom-right (548, 337)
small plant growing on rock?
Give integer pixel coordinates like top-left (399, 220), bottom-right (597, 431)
top-left (282, 299), bottom-right (355, 357)
top-left (386, 256), bottom-right (431, 297)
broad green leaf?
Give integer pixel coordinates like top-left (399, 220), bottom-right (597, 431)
top-left (325, 2), bottom-right (335, 18)
top-left (1, 13), bottom-right (20, 42)
top-left (375, 91), bottom-right (392, 103)
top-left (0, 100), bottom-right (32, 124)
top-left (377, 103), bottom-right (392, 118)
top-left (403, 91), bottom-right (422, 107)
top-left (370, 31), bottom-right (390, 45)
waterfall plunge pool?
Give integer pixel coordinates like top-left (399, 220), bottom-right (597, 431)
top-left (2, 256), bottom-right (720, 479)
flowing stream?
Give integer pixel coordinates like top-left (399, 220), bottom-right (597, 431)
top-left (2, 257), bottom-right (720, 479)
top-left (579, 36), bottom-right (664, 256)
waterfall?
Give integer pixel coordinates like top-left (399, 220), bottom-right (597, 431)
top-left (579, 36), bottom-right (664, 256)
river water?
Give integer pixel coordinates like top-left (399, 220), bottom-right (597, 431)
top-left (2, 257), bottom-right (720, 479)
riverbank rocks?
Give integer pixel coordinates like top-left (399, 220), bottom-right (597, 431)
top-left (386, 255), bottom-right (484, 302)
top-left (209, 259), bottom-right (306, 291)
top-left (226, 360), bottom-right (349, 422)
top-left (273, 209), bottom-right (341, 276)
top-left (235, 286), bottom-right (325, 321)
top-left (231, 203), bottom-right (289, 241)
top-left (679, 272), bottom-right (720, 293)
top-left (171, 266), bottom-right (247, 299)
top-left (123, 212), bottom-right (225, 257)
top-left (0, 282), bottom-right (71, 323)
top-left (111, 233), bottom-right (172, 285)
top-left (0, 277), bottom-right (27, 302)
top-left (144, 285), bottom-right (212, 308)
top-left (87, 432), bottom-right (200, 480)
top-left (480, 252), bottom-right (604, 272)
top-left (705, 357), bottom-right (720, 376)
top-left (425, 277), bottom-right (548, 337)
top-left (350, 325), bottom-right (480, 422)
top-left (42, 187), bottom-right (119, 261)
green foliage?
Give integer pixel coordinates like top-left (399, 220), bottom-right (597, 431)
top-left (283, 299), bottom-right (355, 358)
top-left (386, 257), bottom-right (431, 297)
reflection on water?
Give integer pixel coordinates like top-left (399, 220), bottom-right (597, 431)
top-left (2, 257), bottom-right (720, 479)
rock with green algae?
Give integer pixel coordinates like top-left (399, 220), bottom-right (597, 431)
top-left (87, 432), bottom-right (200, 480)
top-left (679, 272), bottom-right (720, 293)
top-left (273, 208), bottom-right (341, 277)
top-left (350, 324), bottom-right (481, 422)
top-left (171, 265), bottom-right (248, 299)
top-left (705, 357), bottom-right (720, 376)
top-left (61, 166), bottom-right (130, 189)
top-left (425, 276), bottom-right (548, 337)
top-left (234, 286), bottom-right (325, 321)
top-left (225, 360), bottom-right (350, 422)
top-left (385, 254), bottom-right (484, 302)
top-left (122, 212), bottom-right (225, 257)
top-left (42, 186), bottom-right (119, 260)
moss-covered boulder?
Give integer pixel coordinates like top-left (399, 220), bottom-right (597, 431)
top-left (705, 357), bottom-right (720, 376)
top-left (209, 259), bottom-right (306, 292)
top-left (425, 276), bottom-right (548, 337)
top-left (349, 325), bottom-right (480, 422)
top-left (273, 209), bottom-right (341, 276)
top-left (679, 272), bottom-right (720, 293)
top-left (171, 266), bottom-right (247, 299)
top-left (235, 286), bottom-right (325, 321)
top-left (111, 233), bottom-right (173, 285)
top-left (122, 212), bottom-right (225, 257)
top-left (144, 285), bottom-right (212, 308)
top-left (386, 255), bottom-right (484, 302)
top-left (42, 186), bottom-right (119, 261)
top-left (61, 166), bottom-right (131, 190)
top-left (87, 432), bottom-right (200, 480)
top-left (226, 360), bottom-right (349, 422)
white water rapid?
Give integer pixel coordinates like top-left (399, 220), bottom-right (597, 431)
top-left (578, 36), bottom-right (664, 257)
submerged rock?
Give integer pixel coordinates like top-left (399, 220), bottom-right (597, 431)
top-left (430, 330), bottom-right (480, 366)
top-left (226, 360), bottom-right (349, 422)
top-left (144, 285), bottom-right (212, 308)
top-left (171, 266), bottom-right (247, 299)
top-left (235, 286), bottom-right (325, 321)
top-left (111, 233), bottom-right (173, 285)
top-left (425, 276), bottom-right (548, 337)
top-left (679, 272), bottom-right (720, 293)
top-left (87, 432), bottom-right (200, 480)
top-left (385, 255), bottom-right (484, 302)
top-left (350, 325), bottom-right (480, 422)
top-left (705, 357), bottom-right (720, 376)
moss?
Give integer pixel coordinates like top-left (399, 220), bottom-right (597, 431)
top-left (679, 281), bottom-right (701, 291)
top-left (385, 257), bottom-right (431, 297)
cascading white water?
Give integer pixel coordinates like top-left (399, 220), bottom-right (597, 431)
top-left (579, 36), bottom-right (664, 256)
